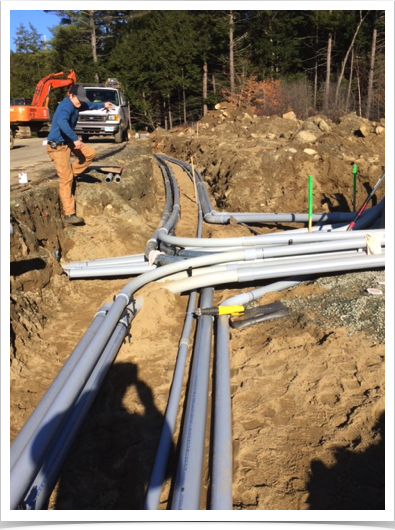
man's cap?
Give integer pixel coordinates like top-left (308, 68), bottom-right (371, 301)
top-left (69, 84), bottom-right (89, 102)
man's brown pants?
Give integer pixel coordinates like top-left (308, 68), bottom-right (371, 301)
top-left (47, 142), bottom-right (96, 216)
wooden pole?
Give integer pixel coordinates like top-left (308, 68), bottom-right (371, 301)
top-left (191, 156), bottom-right (198, 206)
top-left (353, 164), bottom-right (358, 212)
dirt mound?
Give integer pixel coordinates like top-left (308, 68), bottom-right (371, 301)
top-left (9, 107), bottom-right (385, 512)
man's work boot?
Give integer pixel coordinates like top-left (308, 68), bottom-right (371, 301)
top-left (64, 214), bottom-right (85, 225)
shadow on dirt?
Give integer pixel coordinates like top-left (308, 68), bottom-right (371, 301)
top-left (24, 362), bottom-right (174, 510)
top-left (306, 411), bottom-right (385, 510)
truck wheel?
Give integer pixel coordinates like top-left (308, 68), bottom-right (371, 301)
top-left (122, 126), bottom-right (129, 141)
top-left (81, 135), bottom-right (90, 143)
top-left (114, 128), bottom-right (123, 143)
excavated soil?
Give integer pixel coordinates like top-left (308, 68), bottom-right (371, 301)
top-left (9, 107), bottom-right (386, 512)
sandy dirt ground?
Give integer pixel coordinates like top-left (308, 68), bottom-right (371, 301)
top-left (9, 107), bottom-right (386, 512)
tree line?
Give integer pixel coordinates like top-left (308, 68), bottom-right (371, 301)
top-left (10, 10), bottom-right (385, 130)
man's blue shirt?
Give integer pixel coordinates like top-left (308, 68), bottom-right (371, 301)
top-left (47, 97), bottom-right (105, 143)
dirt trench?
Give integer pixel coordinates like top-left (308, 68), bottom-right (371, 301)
top-left (10, 109), bottom-right (385, 512)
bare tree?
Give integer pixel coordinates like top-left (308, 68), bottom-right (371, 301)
top-left (323, 23), bottom-right (332, 112)
top-left (313, 27), bottom-right (319, 109)
top-left (168, 94), bottom-right (173, 129)
top-left (45, 10), bottom-right (150, 83)
top-left (346, 46), bottom-right (354, 113)
top-left (87, 11), bottom-right (99, 83)
top-left (181, 68), bottom-right (187, 124)
top-left (365, 27), bottom-right (377, 119)
top-left (334, 11), bottom-right (369, 108)
top-left (202, 61), bottom-right (208, 116)
top-left (229, 10), bottom-right (235, 95)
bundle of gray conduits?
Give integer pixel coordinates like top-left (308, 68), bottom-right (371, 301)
top-left (10, 154), bottom-right (385, 510)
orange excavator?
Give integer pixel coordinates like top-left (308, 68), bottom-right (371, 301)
top-left (10, 69), bottom-right (76, 146)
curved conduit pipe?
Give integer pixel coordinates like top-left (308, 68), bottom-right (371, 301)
top-left (157, 154), bottom-right (364, 226)
top-left (144, 237), bottom-right (383, 509)
top-left (10, 300), bottom-right (141, 510)
top-left (163, 253), bottom-right (385, 295)
top-left (160, 235), bottom-right (384, 272)
top-left (60, 154), bottom-right (384, 273)
top-left (21, 303), bottom-right (140, 510)
top-left (62, 232), bottom-right (384, 281)
top-left (145, 155), bottom-right (180, 260)
top-left (11, 149), bottom-right (385, 508)
top-left (63, 213), bottom-right (384, 278)
top-left (155, 226), bottom-right (385, 250)
top-left (11, 151), bottom-right (187, 509)
top-left (10, 303), bottom-right (112, 471)
top-left (156, 248), bottom-right (374, 284)
top-left (144, 174), bottom-right (204, 510)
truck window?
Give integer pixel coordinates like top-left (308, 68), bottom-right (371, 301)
top-left (85, 89), bottom-right (119, 106)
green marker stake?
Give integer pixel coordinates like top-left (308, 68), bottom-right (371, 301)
top-left (308, 175), bottom-right (313, 232)
top-left (353, 164), bottom-right (358, 212)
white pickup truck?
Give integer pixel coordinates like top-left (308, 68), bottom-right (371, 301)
top-left (75, 79), bottom-right (131, 143)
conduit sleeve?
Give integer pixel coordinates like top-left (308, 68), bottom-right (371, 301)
top-left (163, 253), bottom-right (385, 294)
top-left (63, 254), bottom-right (146, 270)
top-left (157, 228), bottom-right (385, 249)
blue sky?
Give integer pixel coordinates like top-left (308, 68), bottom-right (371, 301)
top-left (10, 10), bottom-right (60, 51)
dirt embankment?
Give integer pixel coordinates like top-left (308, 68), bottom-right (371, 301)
top-left (9, 107), bottom-right (385, 511)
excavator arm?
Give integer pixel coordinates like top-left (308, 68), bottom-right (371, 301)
top-left (31, 69), bottom-right (77, 107)
top-left (10, 70), bottom-right (77, 139)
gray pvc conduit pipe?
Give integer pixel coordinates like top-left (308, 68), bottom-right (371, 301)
top-left (63, 254), bottom-right (146, 270)
top-left (145, 156), bottom-right (174, 257)
top-left (147, 156), bottom-right (181, 255)
top-left (22, 302), bottom-right (141, 510)
top-left (221, 277), bottom-right (310, 307)
top-left (163, 253), bottom-right (385, 295)
top-left (158, 235), bottom-right (384, 275)
top-left (66, 235), bottom-right (380, 282)
top-left (170, 151), bottom-right (382, 228)
top-left (105, 173), bottom-right (114, 183)
top-left (11, 150), bottom-right (180, 508)
top-left (164, 236), bottom-right (384, 268)
top-left (211, 275), bottom-right (313, 509)
top-left (171, 288), bottom-right (214, 510)
top-left (10, 303), bottom-right (112, 471)
top-left (144, 172), bottom-right (204, 510)
top-left (62, 201), bottom-right (383, 272)
top-left (156, 227), bottom-right (385, 250)
top-left (143, 290), bottom-right (198, 510)
top-left (114, 175), bottom-right (122, 184)
top-left (156, 155), bottom-right (361, 225)
top-left (66, 263), bottom-right (156, 279)
top-left (156, 249), bottom-right (370, 284)
top-left (211, 314), bottom-right (233, 510)
top-left (10, 299), bottom-right (141, 510)
top-left (11, 148), bottom-right (385, 508)
top-left (158, 155), bottom-right (213, 219)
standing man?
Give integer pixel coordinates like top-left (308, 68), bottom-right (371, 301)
top-left (46, 84), bottom-right (113, 225)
